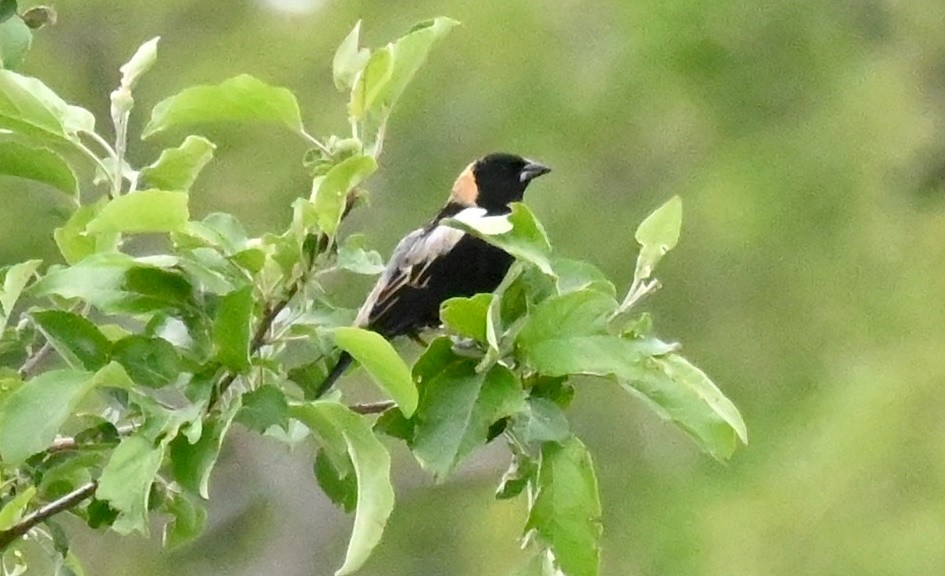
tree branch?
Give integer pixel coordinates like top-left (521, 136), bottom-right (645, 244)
top-left (49, 424), bottom-right (138, 453)
top-left (350, 400), bottom-right (395, 415)
top-left (0, 482), bottom-right (97, 551)
top-left (17, 340), bottom-right (55, 380)
top-left (213, 192), bottom-right (362, 407)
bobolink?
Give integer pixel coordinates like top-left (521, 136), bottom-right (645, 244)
top-left (317, 153), bottom-right (550, 396)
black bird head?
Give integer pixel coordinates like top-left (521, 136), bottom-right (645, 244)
top-left (450, 153), bottom-right (550, 214)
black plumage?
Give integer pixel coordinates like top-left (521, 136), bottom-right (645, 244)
top-left (316, 153), bottom-right (550, 396)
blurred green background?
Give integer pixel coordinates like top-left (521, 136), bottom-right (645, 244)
top-left (3, 0), bottom-right (945, 574)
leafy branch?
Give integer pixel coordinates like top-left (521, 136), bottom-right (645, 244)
top-left (0, 15), bottom-right (745, 576)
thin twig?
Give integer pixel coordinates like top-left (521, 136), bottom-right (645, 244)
top-left (49, 424), bottom-right (138, 453)
top-left (0, 482), bottom-right (97, 551)
top-left (610, 278), bottom-right (662, 321)
top-left (17, 341), bottom-right (54, 380)
top-left (349, 400), bottom-right (395, 415)
top-left (299, 129), bottom-right (332, 155)
top-left (214, 191), bottom-right (363, 406)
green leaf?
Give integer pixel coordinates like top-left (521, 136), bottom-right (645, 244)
top-left (552, 258), bottom-right (616, 297)
top-left (90, 361), bottom-right (135, 390)
top-left (85, 498), bottom-right (119, 530)
top-left (0, 486), bottom-right (35, 531)
top-left (336, 234), bottom-right (384, 275)
top-left (290, 401), bottom-right (394, 576)
top-left (446, 203), bottom-right (554, 275)
top-left (39, 450), bottom-right (101, 496)
top-left (496, 451), bottom-right (537, 500)
top-left (123, 265), bottom-right (195, 312)
top-left (175, 249), bottom-right (240, 295)
top-left (411, 339), bottom-right (525, 479)
top-left (383, 18), bottom-right (459, 105)
top-left (350, 17), bottom-right (459, 120)
top-left (163, 491), bottom-right (207, 548)
top-left (0, 1), bottom-right (16, 24)
top-left (510, 397), bottom-right (571, 444)
top-left (0, 70), bottom-right (95, 143)
top-left (372, 406), bottom-right (413, 441)
top-left (348, 47), bottom-right (393, 120)
top-left (0, 141), bottom-right (77, 195)
top-left (111, 335), bottom-right (180, 388)
top-left (231, 247), bottom-right (265, 274)
top-left (0, 258), bottom-right (40, 331)
top-left (0, 15), bottom-right (31, 71)
top-left (333, 20), bottom-right (370, 92)
top-left (27, 253), bottom-right (127, 299)
top-left (332, 326), bottom-right (417, 417)
top-left (54, 199), bottom-right (121, 265)
top-left (516, 290), bottom-right (678, 376)
top-left (440, 293), bottom-right (493, 342)
top-left (524, 437), bottom-right (602, 576)
top-left (27, 253), bottom-right (134, 312)
top-left (518, 290), bottom-right (617, 344)
top-left (315, 448), bottom-right (357, 512)
top-left (169, 400), bottom-right (239, 499)
top-left (634, 195), bottom-right (682, 280)
top-left (0, 369), bottom-right (94, 463)
top-left (85, 190), bottom-right (189, 234)
top-left (212, 286), bottom-right (253, 373)
top-left (138, 135), bottom-right (215, 191)
top-left (118, 36), bottom-right (159, 90)
top-left (620, 353), bottom-right (747, 460)
top-left (178, 212), bottom-right (248, 254)
top-left (522, 334), bottom-right (676, 378)
top-left (143, 74), bottom-right (303, 138)
top-left (96, 434), bottom-right (165, 535)
top-left (311, 155), bottom-right (377, 236)
top-left (31, 309), bottom-right (111, 371)
top-left (236, 384), bottom-right (288, 433)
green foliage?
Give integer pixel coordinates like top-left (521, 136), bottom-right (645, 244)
top-left (142, 74), bottom-right (304, 139)
top-left (0, 12), bottom-right (31, 70)
top-left (0, 17), bottom-right (744, 576)
top-left (524, 438), bottom-right (602, 576)
top-left (291, 401), bottom-right (394, 576)
top-left (0, 141), bottom-right (77, 195)
top-left (97, 434), bottom-right (166, 535)
top-left (332, 326), bottom-right (418, 416)
top-left (0, 369), bottom-right (95, 463)
top-left (138, 135), bottom-right (215, 191)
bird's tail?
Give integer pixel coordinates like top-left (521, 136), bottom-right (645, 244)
top-left (315, 351), bottom-right (353, 398)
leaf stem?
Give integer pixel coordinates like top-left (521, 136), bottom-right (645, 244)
top-left (611, 278), bottom-right (661, 321)
top-left (87, 129), bottom-right (123, 197)
top-left (112, 112), bottom-right (130, 198)
top-left (299, 129), bottom-right (332, 155)
top-left (73, 140), bottom-right (115, 196)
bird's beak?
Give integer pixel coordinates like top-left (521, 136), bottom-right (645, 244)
top-left (520, 160), bottom-right (551, 182)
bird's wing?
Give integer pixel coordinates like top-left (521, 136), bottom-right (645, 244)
top-left (354, 224), bottom-right (466, 329)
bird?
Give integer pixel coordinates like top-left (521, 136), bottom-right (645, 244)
top-left (316, 152), bottom-right (551, 397)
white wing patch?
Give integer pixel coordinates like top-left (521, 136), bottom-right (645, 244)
top-left (354, 224), bottom-right (466, 327)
